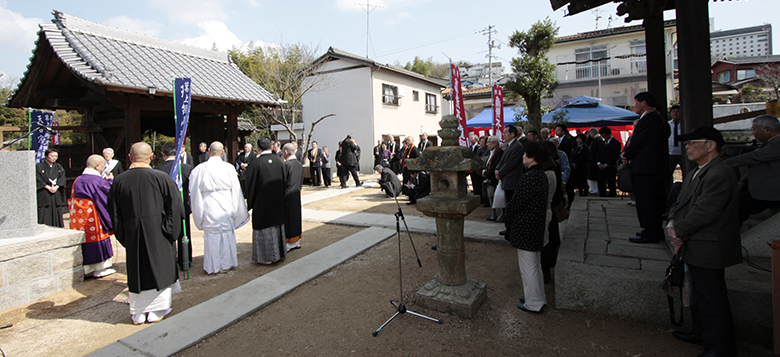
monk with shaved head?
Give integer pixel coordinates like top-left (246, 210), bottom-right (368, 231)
top-left (70, 154), bottom-right (116, 279)
top-left (109, 141), bottom-right (185, 325)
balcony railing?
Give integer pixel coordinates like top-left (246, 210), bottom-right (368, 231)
top-left (556, 54), bottom-right (668, 82)
top-left (425, 105), bottom-right (439, 114)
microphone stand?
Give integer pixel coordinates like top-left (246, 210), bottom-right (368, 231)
top-left (372, 188), bottom-right (442, 337)
top-left (0, 125), bottom-right (50, 151)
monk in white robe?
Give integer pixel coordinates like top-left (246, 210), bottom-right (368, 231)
top-left (189, 142), bottom-right (249, 274)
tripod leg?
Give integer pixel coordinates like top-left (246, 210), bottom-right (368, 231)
top-left (404, 309), bottom-right (444, 324)
top-left (372, 311), bottom-right (401, 337)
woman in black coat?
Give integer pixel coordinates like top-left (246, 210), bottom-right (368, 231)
top-left (505, 141), bottom-right (550, 314)
top-left (569, 134), bottom-right (590, 197)
top-left (36, 148), bottom-right (67, 227)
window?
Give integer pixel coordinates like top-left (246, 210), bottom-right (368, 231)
top-left (718, 71), bottom-right (730, 82)
top-left (574, 44), bottom-right (608, 79)
top-left (737, 69), bottom-right (757, 80)
top-left (630, 40), bottom-right (647, 73)
top-left (412, 91), bottom-right (419, 102)
top-left (382, 84), bottom-right (400, 105)
top-left (425, 93), bottom-right (438, 114)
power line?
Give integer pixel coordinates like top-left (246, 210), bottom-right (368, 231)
top-left (373, 31), bottom-right (477, 59)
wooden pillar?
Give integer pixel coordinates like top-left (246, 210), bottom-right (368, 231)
top-left (122, 94), bottom-right (142, 164)
top-left (644, 14), bottom-right (668, 119)
top-left (226, 106), bottom-right (240, 162)
top-left (676, 0), bottom-right (713, 133)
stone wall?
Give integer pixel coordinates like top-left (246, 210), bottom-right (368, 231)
top-left (0, 227), bottom-right (85, 311)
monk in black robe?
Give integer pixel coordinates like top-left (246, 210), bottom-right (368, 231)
top-left (282, 143), bottom-right (303, 251)
top-left (244, 137), bottom-right (287, 264)
top-left (154, 142), bottom-right (193, 272)
top-left (109, 142), bottom-right (184, 325)
top-left (36, 148), bottom-right (66, 227)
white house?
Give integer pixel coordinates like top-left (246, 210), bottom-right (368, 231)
top-left (302, 47), bottom-right (445, 173)
top-left (545, 21), bottom-right (678, 109)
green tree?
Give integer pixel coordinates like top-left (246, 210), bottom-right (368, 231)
top-left (739, 84), bottom-right (767, 103)
top-left (403, 56), bottom-right (435, 77)
top-left (504, 18), bottom-right (559, 131)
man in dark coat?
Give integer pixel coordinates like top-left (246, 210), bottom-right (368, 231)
top-left (597, 127), bottom-right (622, 198)
top-left (234, 143), bottom-right (256, 176)
top-left (36, 148), bottom-right (67, 227)
top-left (624, 92), bottom-right (671, 243)
top-left (419, 132), bottom-right (433, 152)
top-left (307, 141), bottom-right (323, 186)
top-left (402, 170), bottom-right (430, 204)
top-left (495, 125), bottom-right (524, 204)
top-left (375, 165), bottom-right (402, 198)
top-left (587, 128), bottom-right (604, 195)
top-left (399, 135), bottom-right (420, 185)
top-left (339, 135), bottom-right (361, 188)
top-left (244, 137), bottom-right (288, 264)
top-left (386, 135), bottom-right (401, 174)
top-left (195, 142), bottom-right (209, 166)
top-left (555, 124), bottom-right (574, 159)
top-left (667, 127), bottom-right (740, 357)
top-left (483, 136), bottom-right (504, 221)
top-left (109, 142), bottom-right (184, 325)
top-left (154, 142), bottom-right (193, 271)
top-left (282, 143), bottom-right (304, 251)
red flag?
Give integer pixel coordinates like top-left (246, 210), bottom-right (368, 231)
top-left (492, 85), bottom-right (504, 141)
top-left (451, 64), bottom-right (468, 146)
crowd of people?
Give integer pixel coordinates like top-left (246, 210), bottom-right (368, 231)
top-left (30, 93), bottom-right (780, 355)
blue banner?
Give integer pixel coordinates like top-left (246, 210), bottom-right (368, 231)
top-left (30, 110), bottom-right (53, 164)
top-left (170, 78), bottom-right (192, 189)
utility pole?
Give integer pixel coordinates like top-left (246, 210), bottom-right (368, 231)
top-left (356, 1), bottom-right (381, 58)
top-left (479, 25), bottom-right (499, 86)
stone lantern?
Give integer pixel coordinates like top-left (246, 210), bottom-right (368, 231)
top-left (405, 115), bottom-right (487, 318)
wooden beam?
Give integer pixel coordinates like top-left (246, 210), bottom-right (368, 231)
top-left (226, 106), bottom-right (240, 161)
top-left (713, 109), bottom-right (766, 125)
top-left (22, 45), bottom-right (53, 105)
top-left (644, 14), bottom-right (668, 118)
top-left (125, 94), bottom-right (142, 146)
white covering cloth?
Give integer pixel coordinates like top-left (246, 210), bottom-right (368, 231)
top-left (129, 280), bottom-right (181, 315)
top-left (189, 156), bottom-right (250, 274)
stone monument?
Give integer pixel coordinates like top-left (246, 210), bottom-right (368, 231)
top-left (405, 115), bottom-right (487, 318)
top-left (0, 151), bottom-right (84, 310)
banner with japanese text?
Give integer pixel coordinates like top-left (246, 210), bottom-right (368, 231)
top-left (29, 110), bottom-right (53, 164)
top-left (170, 78), bottom-right (192, 189)
top-left (492, 85), bottom-right (504, 141)
top-left (450, 64), bottom-right (468, 146)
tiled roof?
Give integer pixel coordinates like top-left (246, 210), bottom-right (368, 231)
top-left (237, 118), bottom-right (257, 132)
top-left (556, 20), bottom-right (677, 43)
top-left (463, 86), bottom-right (492, 96)
top-left (714, 55), bottom-right (780, 65)
top-left (16, 11), bottom-right (279, 106)
top-left (316, 47), bottom-right (445, 88)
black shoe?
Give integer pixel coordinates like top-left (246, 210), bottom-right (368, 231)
top-left (406, 202), bottom-right (415, 205)
top-left (486, 217), bottom-right (496, 221)
top-left (431, 245), bottom-right (437, 250)
top-left (518, 297), bottom-right (525, 304)
top-left (499, 230), bottom-right (506, 236)
top-left (482, 204), bottom-right (490, 207)
top-left (629, 236), bottom-right (660, 244)
top-left (517, 303), bottom-right (542, 314)
top-left (672, 331), bottom-right (703, 345)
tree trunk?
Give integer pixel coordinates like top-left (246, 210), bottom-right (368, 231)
top-left (525, 95), bottom-right (542, 130)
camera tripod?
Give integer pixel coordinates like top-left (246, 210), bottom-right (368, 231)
top-left (372, 193), bottom-right (442, 337)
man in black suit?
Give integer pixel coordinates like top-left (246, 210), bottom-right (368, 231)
top-left (623, 92), bottom-right (671, 243)
top-left (154, 142), bottom-right (193, 271)
top-left (339, 135), bottom-right (361, 188)
top-left (482, 136), bottom-right (504, 221)
top-left (235, 143), bottom-right (256, 190)
top-left (597, 127), bottom-right (622, 197)
top-left (307, 141), bottom-right (323, 186)
top-left (375, 165), bottom-right (402, 198)
top-left (195, 142), bottom-right (209, 166)
top-left (667, 127), bottom-right (740, 357)
top-left (496, 125), bottom-right (524, 204)
top-left (403, 170), bottom-right (430, 204)
top-left (419, 132), bottom-right (433, 152)
top-left (555, 124), bottom-right (574, 159)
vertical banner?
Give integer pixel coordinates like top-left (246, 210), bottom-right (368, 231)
top-left (30, 110), bottom-right (53, 164)
top-left (492, 85), bottom-right (504, 141)
top-left (52, 118), bottom-right (61, 145)
top-left (170, 78), bottom-right (192, 188)
top-left (450, 64), bottom-right (468, 146)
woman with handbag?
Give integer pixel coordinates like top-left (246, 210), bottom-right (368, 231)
top-left (505, 141), bottom-right (551, 314)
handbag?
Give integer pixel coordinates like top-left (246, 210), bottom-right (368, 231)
top-left (661, 248), bottom-right (685, 326)
top-left (617, 165), bottom-right (633, 192)
top-left (552, 202), bottom-right (569, 222)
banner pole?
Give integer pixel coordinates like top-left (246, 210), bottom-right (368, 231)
top-left (172, 78), bottom-right (191, 280)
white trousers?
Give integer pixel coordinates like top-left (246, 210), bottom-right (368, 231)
top-left (517, 249), bottom-right (546, 312)
top-left (203, 230), bottom-right (238, 274)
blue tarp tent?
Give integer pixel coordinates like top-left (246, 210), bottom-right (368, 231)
top-left (466, 106), bottom-right (526, 128)
top-left (564, 95), bottom-right (602, 103)
top-left (542, 102), bottom-right (639, 128)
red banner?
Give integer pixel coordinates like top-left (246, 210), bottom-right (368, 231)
top-left (492, 85), bottom-right (504, 141)
top-left (451, 64), bottom-right (468, 146)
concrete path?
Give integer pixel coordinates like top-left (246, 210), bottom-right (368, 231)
top-left (87, 226), bottom-right (396, 357)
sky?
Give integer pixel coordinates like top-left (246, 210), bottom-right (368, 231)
top-left (0, 0), bottom-right (778, 88)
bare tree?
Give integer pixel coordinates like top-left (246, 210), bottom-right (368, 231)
top-left (757, 63), bottom-right (780, 100)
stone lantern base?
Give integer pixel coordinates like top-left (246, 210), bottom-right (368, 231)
top-left (415, 277), bottom-right (487, 319)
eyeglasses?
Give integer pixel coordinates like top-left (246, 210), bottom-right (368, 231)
top-left (685, 139), bottom-right (711, 145)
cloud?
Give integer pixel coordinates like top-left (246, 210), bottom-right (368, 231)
top-left (104, 16), bottom-right (164, 37)
top-left (0, 5), bottom-right (42, 52)
top-left (181, 21), bottom-right (244, 51)
top-left (148, 0), bottom-right (229, 24)
top-left (334, 0), bottom-right (428, 12)
top-left (384, 11), bottom-right (415, 27)
top-left (248, 0), bottom-right (261, 8)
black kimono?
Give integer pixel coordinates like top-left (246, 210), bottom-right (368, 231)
top-left (283, 158), bottom-right (303, 244)
top-left (109, 166), bottom-right (184, 293)
top-left (36, 161), bottom-right (66, 227)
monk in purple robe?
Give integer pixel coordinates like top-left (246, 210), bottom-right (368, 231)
top-left (69, 155), bottom-right (116, 278)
